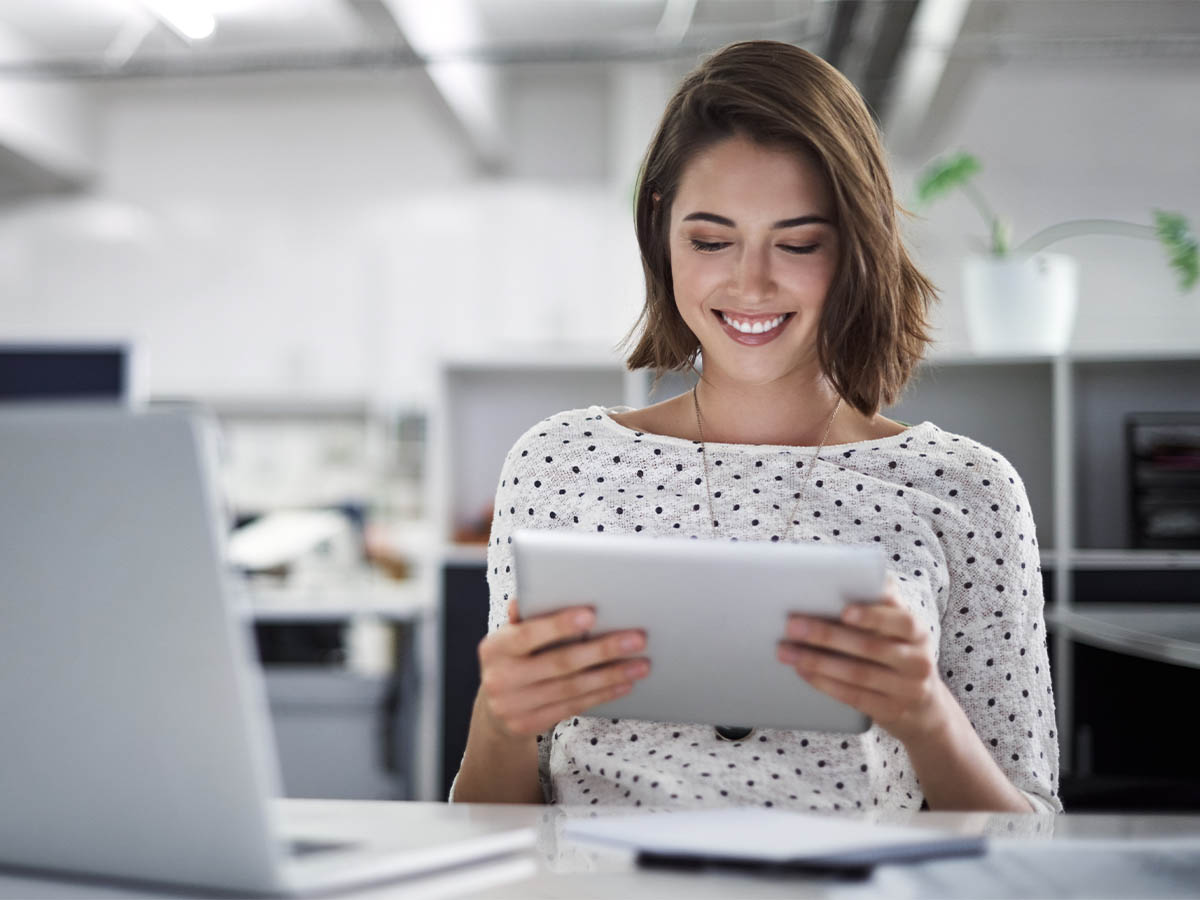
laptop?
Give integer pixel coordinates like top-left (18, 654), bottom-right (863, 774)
top-left (0, 406), bottom-right (535, 897)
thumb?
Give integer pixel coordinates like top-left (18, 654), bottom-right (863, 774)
top-left (882, 570), bottom-right (901, 601)
top-left (507, 595), bottom-right (521, 625)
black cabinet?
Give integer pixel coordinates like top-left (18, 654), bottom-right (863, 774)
top-left (1062, 640), bottom-right (1200, 812)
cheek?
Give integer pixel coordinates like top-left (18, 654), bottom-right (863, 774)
top-left (785, 252), bottom-right (838, 291)
top-left (671, 252), bottom-right (724, 304)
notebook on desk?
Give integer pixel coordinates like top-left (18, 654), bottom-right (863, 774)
top-left (565, 807), bottom-right (987, 874)
top-left (0, 407), bottom-right (535, 897)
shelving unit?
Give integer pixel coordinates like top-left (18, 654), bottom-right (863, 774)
top-left (431, 345), bottom-right (1200, 795)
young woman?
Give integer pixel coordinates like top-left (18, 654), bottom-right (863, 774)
top-left (450, 40), bottom-right (1061, 814)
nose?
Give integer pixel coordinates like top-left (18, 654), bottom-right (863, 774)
top-left (733, 244), bottom-right (773, 303)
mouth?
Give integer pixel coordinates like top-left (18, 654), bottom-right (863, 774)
top-left (712, 309), bottom-right (796, 344)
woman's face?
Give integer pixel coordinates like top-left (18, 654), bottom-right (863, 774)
top-left (666, 134), bottom-right (840, 386)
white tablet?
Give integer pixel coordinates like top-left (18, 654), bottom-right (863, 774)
top-left (511, 529), bottom-right (887, 734)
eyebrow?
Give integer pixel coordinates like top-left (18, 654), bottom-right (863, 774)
top-left (681, 212), bottom-right (833, 229)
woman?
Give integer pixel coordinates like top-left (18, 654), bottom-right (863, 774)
top-left (451, 40), bottom-right (1061, 814)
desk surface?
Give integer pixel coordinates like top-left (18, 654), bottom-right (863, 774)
top-left (2, 800), bottom-right (1199, 899)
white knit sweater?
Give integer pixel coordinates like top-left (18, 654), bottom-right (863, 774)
top-left (466, 403), bottom-right (1062, 814)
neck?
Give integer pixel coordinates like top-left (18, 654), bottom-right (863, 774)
top-left (693, 369), bottom-right (849, 447)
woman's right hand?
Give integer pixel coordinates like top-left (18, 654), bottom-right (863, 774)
top-left (476, 598), bottom-right (650, 739)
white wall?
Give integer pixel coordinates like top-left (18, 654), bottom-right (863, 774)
top-left (0, 52), bottom-right (1197, 404)
top-left (0, 67), bottom-right (644, 402)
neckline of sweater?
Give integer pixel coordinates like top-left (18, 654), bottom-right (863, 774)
top-left (590, 405), bottom-right (935, 454)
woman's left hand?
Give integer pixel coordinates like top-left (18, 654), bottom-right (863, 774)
top-left (778, 580), bottom-right (950, 745)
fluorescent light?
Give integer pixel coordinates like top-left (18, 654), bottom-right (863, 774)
top-left (140, 0), bottom-right (217, 41)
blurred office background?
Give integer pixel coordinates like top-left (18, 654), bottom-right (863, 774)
top-left (2, 0), bottom-right (1199, 809)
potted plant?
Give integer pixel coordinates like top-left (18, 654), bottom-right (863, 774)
top-left (913, 151), bottom-right (1198, 355)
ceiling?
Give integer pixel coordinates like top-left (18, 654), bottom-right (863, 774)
top-left (0, 2), bottom-right (1196, 116)
top-left (0, 1), bottom-right (1197, 184)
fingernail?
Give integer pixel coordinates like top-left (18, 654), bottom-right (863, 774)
top-left (574, 610), bottom-right (594, 629)
top-left (844, 607), bottom-right (861, 624)
top-left (620, 633), bottom-right (643, 652)
top-left (791, 620), bottom-right (808, 638)
top-left (626, 660), bottom-right (649, 678)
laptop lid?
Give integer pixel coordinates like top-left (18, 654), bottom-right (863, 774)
top-left (0, 407), bottom-right (287, 893)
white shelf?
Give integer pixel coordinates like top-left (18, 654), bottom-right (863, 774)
top-left (440, 543), bottom-right (490, 565)
top-left (922, 352), bottom-right (1057, 366)
top-left (441, 344), bottom-right (628, 370)
top-left (1067, 550), bottom-right (1200, 570)
top-left (921, 348), bottom-right (1200, 366)
top-left (245, 573), bottom-right (435, 622)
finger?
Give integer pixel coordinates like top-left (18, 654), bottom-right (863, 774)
top-left (518, 629), bottom-right (646, 686)
top-left (785, 616), bottom-right (920, 672)
top-left (797, 669), bottom-right (889, 722)
top-left (506, 680), bottom-right (637, 737)
top-left (487, 605), bottom-right (595, 661)
top-left (778, 644), bottom-right (903, 694)
top-left (507, 595), bottom-right (520, 625)
top-left (838, 599), bottom-right (922, 643)
top-left (793, 635), bottom-right (932, 682)
top-left (490, 657), bottom-right (650, 719)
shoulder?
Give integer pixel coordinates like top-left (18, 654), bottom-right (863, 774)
top-left (498, 406), bottom-right (616, 477)
top-left (897, 423), bottom-right (1027, 496)
top-left (504, 406), bottom-right (610, 454)
top-left (908, 427), bottom-right (1039, 567)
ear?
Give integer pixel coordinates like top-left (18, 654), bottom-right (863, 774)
top-left (651, 192), bottom-right (661, 207)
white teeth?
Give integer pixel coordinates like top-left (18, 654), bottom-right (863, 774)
top-left (720, 312), bottom-right (787, 334)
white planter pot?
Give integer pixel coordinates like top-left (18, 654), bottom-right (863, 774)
top-left (962, 252), bottom-right (1078, 355)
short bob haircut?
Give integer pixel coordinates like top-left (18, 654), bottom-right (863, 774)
top-left (618, 40), bottom-right (937, 417)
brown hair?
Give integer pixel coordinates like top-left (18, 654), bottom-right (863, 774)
top-left (616, 40), bottom-right (937, 416)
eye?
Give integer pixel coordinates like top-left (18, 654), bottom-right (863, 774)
top-left (690, 239), bottom-right (728, 253)
top-left (781, 244), bottom-right (820, 255)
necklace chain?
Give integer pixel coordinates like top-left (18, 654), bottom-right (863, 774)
top-left (693, 385), bottom-right (842, 540)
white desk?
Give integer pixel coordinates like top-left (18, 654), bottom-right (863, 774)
top-left (1, 800), bottom-right (1199, 899)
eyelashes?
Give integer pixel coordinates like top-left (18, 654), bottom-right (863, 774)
top-left (689, 240), bottom-right (819, 255)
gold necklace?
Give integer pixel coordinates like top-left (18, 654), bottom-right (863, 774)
top-left (692, 384), bottom-right (842, 541)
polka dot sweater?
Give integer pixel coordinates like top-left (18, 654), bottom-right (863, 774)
top-left (461, 404), bottom-right (1062, 814)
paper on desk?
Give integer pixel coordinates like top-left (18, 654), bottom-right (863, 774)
top-left (565, 808), bottom-right (985, 864)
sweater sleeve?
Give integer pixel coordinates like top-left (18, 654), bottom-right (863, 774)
top-left (936, 451), bottom-right (1063, 813)
top-left (448, 423), bottom-right (556, 803)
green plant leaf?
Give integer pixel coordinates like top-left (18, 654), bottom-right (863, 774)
top-left (1154, 209), bottom-right (1199, 292)
top-left (915, 152), bottom-right (982, 207)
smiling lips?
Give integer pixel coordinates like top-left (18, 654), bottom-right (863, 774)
top-left (714, 309), bottom-right (795, 344)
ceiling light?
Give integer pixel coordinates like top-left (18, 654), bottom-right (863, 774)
top-left (140, 0), bottom-right (217, 42)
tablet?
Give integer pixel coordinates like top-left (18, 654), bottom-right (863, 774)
top-left (511, 529), bottom-right (886, 734)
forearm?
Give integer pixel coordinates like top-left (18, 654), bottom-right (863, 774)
top-left (450, 690), bottom-right (544, 804)
top-left (902, 683), bottom-right (1035, 813)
